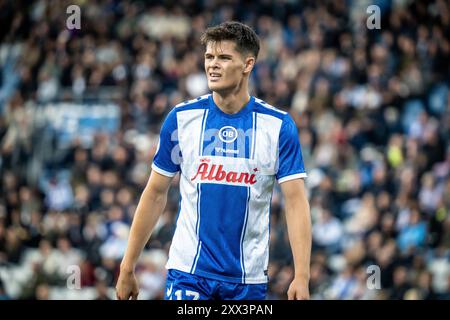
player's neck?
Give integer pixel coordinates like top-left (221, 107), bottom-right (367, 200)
top-left (212, 90), bottom-right (251, 115)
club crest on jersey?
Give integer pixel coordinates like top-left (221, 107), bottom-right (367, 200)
top-left (191, 158), bottom-right (257, 185)
top-left (218, 126), bottom-right (238, 143)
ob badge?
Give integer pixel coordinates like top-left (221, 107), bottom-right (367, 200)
top-left (218, 126), bottom-right (238, 143)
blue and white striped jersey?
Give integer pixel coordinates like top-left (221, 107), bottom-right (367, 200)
top-left (152, 94), bottom-right (306, 284)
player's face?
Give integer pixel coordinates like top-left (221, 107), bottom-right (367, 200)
top-left (204, 40), bottom-right (248, 94)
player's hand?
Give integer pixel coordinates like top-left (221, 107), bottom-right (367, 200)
top-left (116, 269), bottom-right (139, 300)
top-left (287, 278), bottom-right (310, 300)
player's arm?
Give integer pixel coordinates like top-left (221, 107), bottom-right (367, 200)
top-left (116, 170), bottom-right (173, 300)
top-left (280, 178), bottom-right (311, 300)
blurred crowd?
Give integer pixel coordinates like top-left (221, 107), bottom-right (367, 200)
top-left (1, 0), bottom-right (450, 300)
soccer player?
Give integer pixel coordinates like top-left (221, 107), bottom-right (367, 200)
top-left (116, 21), bottom-right (311, 300)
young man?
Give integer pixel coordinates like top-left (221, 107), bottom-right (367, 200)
top-left (116, 21), bottom-right (311, 300)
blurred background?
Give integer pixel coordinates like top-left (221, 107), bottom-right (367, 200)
top-left (0, 0), bottom-right (449, 300)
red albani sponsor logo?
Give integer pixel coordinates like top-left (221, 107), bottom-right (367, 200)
top-left (191, 158), bottom-right (257, 185)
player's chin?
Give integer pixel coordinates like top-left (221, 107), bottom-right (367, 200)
top-left (207, 82), bottom-right (222, 91)
top-left (207, 81), bottom-right (229, 93)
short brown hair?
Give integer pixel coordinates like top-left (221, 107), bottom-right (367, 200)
top-left (200, 21), bottom-right (260, 59)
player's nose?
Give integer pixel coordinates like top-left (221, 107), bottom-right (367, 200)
top-left (207, 57), bottom-right (221, 69)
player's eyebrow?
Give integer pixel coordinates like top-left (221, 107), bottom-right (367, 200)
top-left (205, 53), bottom-right (233, 59)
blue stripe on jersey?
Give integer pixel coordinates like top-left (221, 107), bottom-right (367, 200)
top-left (194, 183), bottom-right (249, 281)
top-left (201, 103), bottom-right (255, 159)
top-left (239, 187), bottom-right (250, 283)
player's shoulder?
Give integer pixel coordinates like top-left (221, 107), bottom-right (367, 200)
top-left (253, 97), bottom-right (288, 120)
top-left (163, 94), bottom-right (210, 128)
top-left (173, 94), bottom-right (211, 111)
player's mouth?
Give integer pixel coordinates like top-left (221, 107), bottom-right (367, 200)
top-left (209, 72), bottom-right (222, 81)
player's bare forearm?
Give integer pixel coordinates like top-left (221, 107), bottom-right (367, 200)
top-left (285, 193), bottom-right (311, 281)
top-left (120, 170), bottom-right (172, 272)
top-left (280, 178), bottom-right (312, 299)
top-left (116, 170), bottom-right (173, 300)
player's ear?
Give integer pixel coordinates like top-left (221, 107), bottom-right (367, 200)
top-left (243, 56), bottom-right (255, 74)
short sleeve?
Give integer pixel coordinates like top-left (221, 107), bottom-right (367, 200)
top-left (276, 114), bottom-right (307, 183)
top-left (152, 108), bottom-right (181, 177)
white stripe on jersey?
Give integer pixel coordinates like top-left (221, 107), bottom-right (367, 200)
top-left (175, 94), bottom-right (210, 108)
top-left (254, 97), bottom-right (287, 115)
